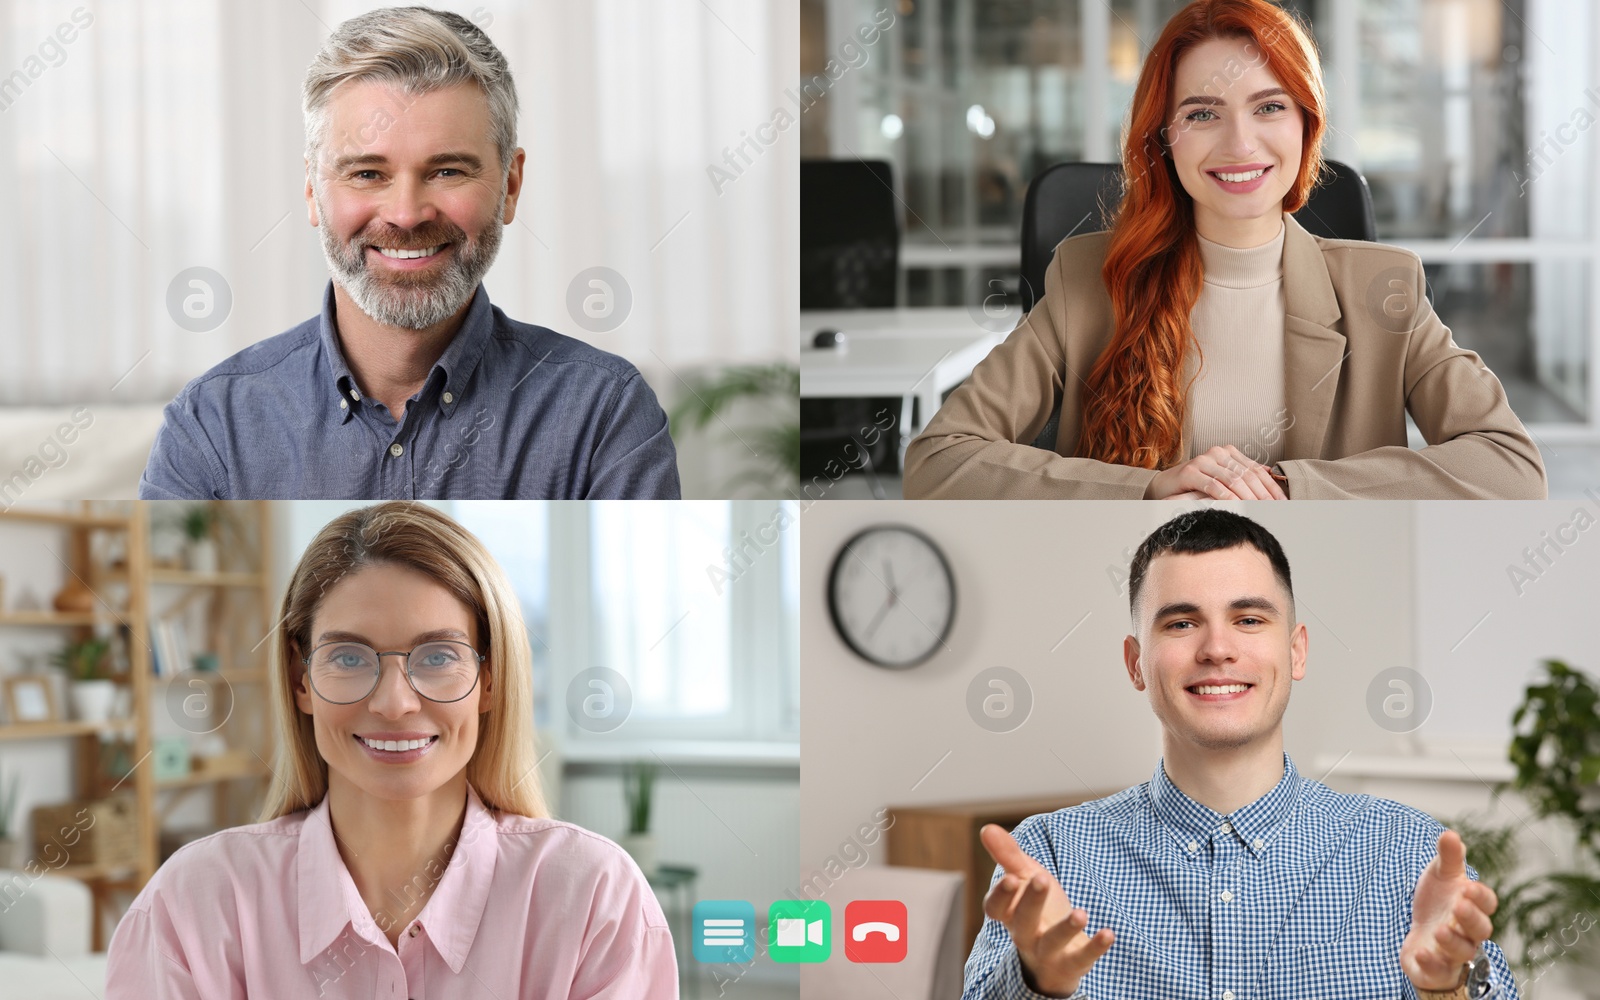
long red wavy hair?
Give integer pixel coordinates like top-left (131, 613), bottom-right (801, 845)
top-left (1076, 0), bottom-right (1326, 469)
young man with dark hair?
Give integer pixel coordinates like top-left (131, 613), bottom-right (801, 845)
top-left (964, 509), bottom-right (1512, 1000)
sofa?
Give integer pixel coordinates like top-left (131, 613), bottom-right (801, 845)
top-left (0, 868), bottom-right (107, 999)
top-left (0, 406), bottom-right (165, 504)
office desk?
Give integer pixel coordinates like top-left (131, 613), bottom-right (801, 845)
top-left (800, 308), bottom-right (1008, 461)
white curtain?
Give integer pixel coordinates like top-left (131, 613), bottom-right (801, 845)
top-left (0, 0), bottom-right (797, 426)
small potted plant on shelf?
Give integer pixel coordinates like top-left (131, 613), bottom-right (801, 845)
top-left (620, 761), bottom-right (659, 878)
top-left (179, 505), bottom-right (218, 574)
top-left (52, 635), bottom-right (116, 724)
top-left (0, 771), bottom-right (21, 868)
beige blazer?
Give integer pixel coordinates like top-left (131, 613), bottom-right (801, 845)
top-left (903, 213), bottom-right (1547, 499)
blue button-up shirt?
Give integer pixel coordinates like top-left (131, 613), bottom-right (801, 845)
top-left (964, 754), bottom-right (1517, 999)
top-left (138, 283), bottom-right (680, 498)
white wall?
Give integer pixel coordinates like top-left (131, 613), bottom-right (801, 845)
top-left (800, 500), bottom-right (1420, 871)
top-left (1413, 492), bottom-right (1600, 742)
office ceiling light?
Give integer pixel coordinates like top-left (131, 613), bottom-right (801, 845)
top-left (966, 104), bottom-right (995, 139)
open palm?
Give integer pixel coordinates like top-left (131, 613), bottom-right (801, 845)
top-left (1401, 829), bottom-right (1497, 990)
top-left (979, 823), bottom-right (1114, 997)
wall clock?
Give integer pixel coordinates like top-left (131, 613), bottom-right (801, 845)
top-left (827, 525), bottom-right (955, 668)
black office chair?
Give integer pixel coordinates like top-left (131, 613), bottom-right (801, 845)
top-left (801, 159), bottom-right (899, 310)
top-left (1018, 158), bottom-right (1378, 448)
top-left (801, 159), bottom-right (902, 490)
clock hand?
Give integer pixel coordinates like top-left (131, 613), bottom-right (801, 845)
top-left (862, 592), bottom-right (894, 640)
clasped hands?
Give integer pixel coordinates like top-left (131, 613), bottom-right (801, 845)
top-left (980, 824), bottom-right (1497, 998)
top-left (1145, 445), bottom-right (1288, 500)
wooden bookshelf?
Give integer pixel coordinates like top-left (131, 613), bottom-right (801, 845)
top-left (151, 569), bottom-right (265, 588)
top-left (0, 720), bottom-right (110, 741)
top-left (100, 568), bottom-right (267, 589)
top-left (0, 509), bottom-right (130, 530)
top-left (0, 502), bottom-right (275, 949)
top-left (0, 611), bottom-right (116, 627)
top-left (157, 754), bottom-right (268, 790)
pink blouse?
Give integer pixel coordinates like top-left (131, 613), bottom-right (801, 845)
top-left (107, 784), bottom-right (678, 998)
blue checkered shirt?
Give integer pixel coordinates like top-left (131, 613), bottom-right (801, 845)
top-left (963, 754), bottom-right (1518, 999)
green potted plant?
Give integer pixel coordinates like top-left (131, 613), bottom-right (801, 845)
top-left (619, 761), bottom-right (659, 878)
top-left (667, 363), bottom-right (798, 497)
top-left (51, 635), bottom-right (116, 723)
top-left (1468, 660), bottom-right (1600, 987)
top-left (177, 504), bottom-right (218, 573)
top-left (0, 771), bottom-right (21, 868)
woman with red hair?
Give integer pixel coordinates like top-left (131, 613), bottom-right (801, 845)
top-left (903, 0), bottom-right (1545, 500)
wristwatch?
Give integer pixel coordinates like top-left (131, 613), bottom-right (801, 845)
top-left (1414, 943), bottom-right (1493, 1000)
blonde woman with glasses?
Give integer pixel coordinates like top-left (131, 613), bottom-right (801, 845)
top-left (107, 502), bottom-right (677, 998)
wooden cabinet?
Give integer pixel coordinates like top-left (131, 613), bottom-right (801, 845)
top-left (887, 790), bottom-right (1115, 955)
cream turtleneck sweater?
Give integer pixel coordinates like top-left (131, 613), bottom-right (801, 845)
top-left (1182, 219), bottom-right (1288, 465)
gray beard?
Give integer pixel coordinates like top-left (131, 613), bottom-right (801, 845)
top-left (316, 190), bottom-right (505, 330)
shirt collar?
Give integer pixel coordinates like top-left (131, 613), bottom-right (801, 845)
top-left (411, 783), bottom-right (499, 972)
top-left (297, 782), bottom-right (500, 974)
top-left (318, 281), bottom-right (494, 424)
top-left (317, 283), bottom-right (361, 425)
top-left (1148, 751), bottom-right (1301, 858)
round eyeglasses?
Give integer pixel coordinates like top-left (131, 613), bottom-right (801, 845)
top-left (302, 640), bottom-right (486, 705)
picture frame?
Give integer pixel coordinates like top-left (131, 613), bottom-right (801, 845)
top-left (3, 675), bottom-right (59, 724)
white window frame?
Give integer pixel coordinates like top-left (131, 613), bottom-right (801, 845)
top-left (548, 501), bottom-right (800, 760)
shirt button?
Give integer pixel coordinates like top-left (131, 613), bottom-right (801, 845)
top-left (1220, 821), bottom-right (1233, 833)
top-left (442, 391), bottom-right (454, 404)
top-left (1253, 838), bottom-right (1265, 850)
top-left (390, 443), bottom-right (404, 457)
top-left (339, 399), bottom-right (348, 410)
top-left (1187, 841), bottom-right (1198, 852)
top-left (350, 388), bottom-right (361, 401)
top-left (1220, 890), bottom-right (1234, 902)
top-left (1223, 991), bottom-right (1235, 1000)
top-left (409, 925), bottom-right (419, 938)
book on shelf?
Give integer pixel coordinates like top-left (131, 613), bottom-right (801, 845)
top-left (149, 616), bottom-right (192, 678)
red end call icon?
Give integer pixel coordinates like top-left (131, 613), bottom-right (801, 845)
top-left (844, 900), bottom-right (907, 963)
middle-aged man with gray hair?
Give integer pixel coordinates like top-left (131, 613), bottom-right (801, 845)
top-left (140, 6), bottom-right (680, 499)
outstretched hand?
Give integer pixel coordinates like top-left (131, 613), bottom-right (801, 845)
top-left (1401, 829), bottom-right (1498, 991)
top-left (979, 823), bottom-right (1114, 997)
